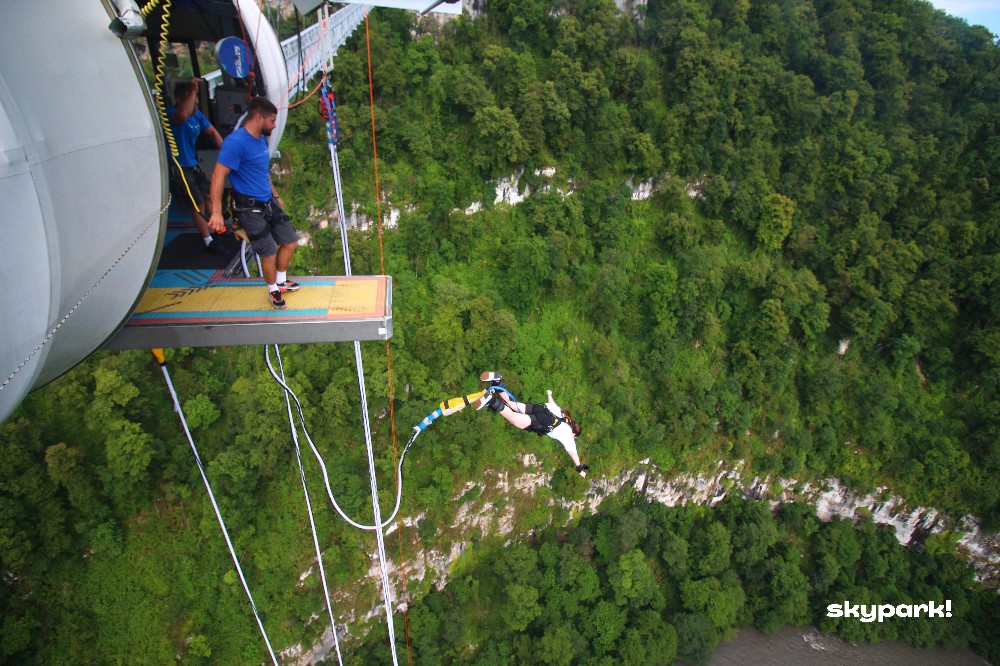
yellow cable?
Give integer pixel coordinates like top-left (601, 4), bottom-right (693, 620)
top-left (171, 154), bottom-right (201, 212)
top-left (140, 0), bottom-right (163, 19)
top-left (149, 0), bottom-right (201, 212)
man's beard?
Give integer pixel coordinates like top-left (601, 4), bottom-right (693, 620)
top-left (262, 128), bottom-right (273, 137)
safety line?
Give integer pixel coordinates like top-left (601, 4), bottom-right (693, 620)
top-left (155, 352), bottom-right (278, 666)
top-left (353, 338), bottom-right (400, 666)
top-left (313, 119), bottom-right (401, 660)
top-left (272, 344), bottom-right (345, 666)
top-left (280, 73), bottom-right (327, 111)
top-left (364, 14), bottom-right (414, 664)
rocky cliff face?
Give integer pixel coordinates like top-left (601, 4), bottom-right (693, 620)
top-left (293, 456), bottom-right (1000, 664)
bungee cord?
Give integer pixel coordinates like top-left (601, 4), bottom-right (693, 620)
top-left (263, 347), bottom-right (420, 532)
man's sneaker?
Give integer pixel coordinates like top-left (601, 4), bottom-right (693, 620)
top-left (270, 289), bottom-right (287, 309)
top-left (277, 279), bottom-right (301, 292)
top-left (204, 239), bottom-right (227, 255)
top-left (576, 464), bottom-right (589, 478)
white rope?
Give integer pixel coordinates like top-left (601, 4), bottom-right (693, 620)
top-left (324, 88), bottom-right (399, 661)
top-left (272, 344), bottom-right (345, 666)
top-left (241, 238), bottom-right (252, 279)
top-left (250, 246), bottom-right (413, 527)
top-left (247, 246), bottom-right (349, 665)
top-left (263, 349), bottom-right (417, 531)
top-left (351, 339), bottom-right (400, 666)
top-left (330, 144), bottom-right (352, 274)
top-left (1, 196), bottom-right (169, 392)
top-left (158, 360), bottom-right (279, 666)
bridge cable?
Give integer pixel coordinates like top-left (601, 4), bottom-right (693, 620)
top-left (271, 343), bottom-right (345, 666)
top-left (153, 349), bottom-right (279, 666)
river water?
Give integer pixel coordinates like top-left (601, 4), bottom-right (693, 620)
top-left (708, 626), bottom-right (991, 665)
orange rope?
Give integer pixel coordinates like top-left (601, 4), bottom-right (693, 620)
top-left (278, 73), bottom-right (326, 111)
top-left (365, 14), bottom-right (413, 666)
top-left (277, 18), bottom-right (327, 107)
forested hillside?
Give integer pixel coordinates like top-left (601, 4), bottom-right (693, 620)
top-left (354, 494), bottom-right (1000, 664)
top-left (1, 0), bottom-right (998, 663)
top-left (302, 0), bottom-right (1000, 520)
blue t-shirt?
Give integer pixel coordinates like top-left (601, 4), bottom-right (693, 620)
top-left (166, 106), bottom-right (211, 168)
top-left (217, 128), bottom-right (272, 200)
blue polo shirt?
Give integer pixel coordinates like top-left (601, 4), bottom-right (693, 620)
top-left (218, 128), bottom-right (272, 200)
top-left (166, 106), bottom-right (211, 168)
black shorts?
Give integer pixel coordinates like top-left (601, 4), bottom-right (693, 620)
top-left (523, 402), bottom-right (555, 435)
top-left (170, 165), bottom-right (210, 211)
top-left (230, 194), bottom-right (298, 258)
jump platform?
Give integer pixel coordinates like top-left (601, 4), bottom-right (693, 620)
top-left (104, 202), bottom-right (392, 349)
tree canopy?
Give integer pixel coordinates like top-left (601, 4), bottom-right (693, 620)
top-left (2, 0), bottom-right (999, 662)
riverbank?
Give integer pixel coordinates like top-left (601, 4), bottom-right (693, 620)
top-left (707, 625), bottom-right (991, 666)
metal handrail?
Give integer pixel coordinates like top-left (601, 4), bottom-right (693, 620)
top-left (203, 4), bottom-right (369, 96)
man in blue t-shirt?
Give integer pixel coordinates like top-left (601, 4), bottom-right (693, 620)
top-left (209, 97), bottom-right (300, 309)
top-left (167, 78), bottom-right (224, 253)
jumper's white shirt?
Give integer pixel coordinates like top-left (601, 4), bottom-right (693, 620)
top-left (544, 396), bottom-right (578, 459)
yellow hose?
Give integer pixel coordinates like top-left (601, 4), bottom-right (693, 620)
top-left (147, 0), bottom-right (201, 211)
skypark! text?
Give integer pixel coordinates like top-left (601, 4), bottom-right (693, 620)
top-left (826, 600), bottom-right (953, 623)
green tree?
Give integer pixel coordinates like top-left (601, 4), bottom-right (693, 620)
top-left (692, 521), bottom-right (733, 577)
top-left (503, 583), bottom-right (541, 632)
top-left (757, 193), bottom-right (795, 250)
top-left (584, 600), bottom-right (627, 655)
top-left (609, 549), bottom-right (663, 609)
top-left (539, 625), bottom-right (574, 666)
top-left (473, 106), bottom-right (527, 173)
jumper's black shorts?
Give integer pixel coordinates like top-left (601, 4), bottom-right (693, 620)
top-left (170, 164), bottom-right (211, 211)
top-left (522, 402), bottom-right (555, 435)
top-left (231, 193), bottom-right (298, 258)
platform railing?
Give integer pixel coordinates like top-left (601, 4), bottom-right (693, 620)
top-left (203, 4), bottom-right (370, 96)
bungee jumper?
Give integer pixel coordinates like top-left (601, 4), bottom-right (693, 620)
top-left (407, 371), bottom-right (589, 477)
top-left (475, 372), bottom-right (590, 478)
